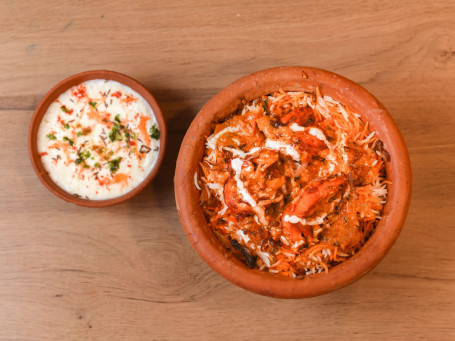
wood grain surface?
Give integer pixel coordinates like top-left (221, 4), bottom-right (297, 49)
top-left (1, 0), bottom-right (454, 340)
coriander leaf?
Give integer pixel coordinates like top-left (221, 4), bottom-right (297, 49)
top-left (75, 149), bottom-right (90, 165)
top-left (63, 136), bottom-right (74, 146)
top-left (107, 157), bottom-right (122, 173)
top-left (115, 114), bottom-right (121, 123)
top-left (77, 131), bottom-right (83, 136)
top-left (60, 105), bottom-right (72, 113)
top-left (149, 124), bottom-right (160, 140)
top-left (46, 133), bottom-right (57, 140)
top-left (63, 124), bottom-right (70, 129)
top-left (81, 150), bottom-right (91, 159)
top-left (109, 123), bottom-right (120, 142)
top-left (89, 101), bottom-right (97, 108)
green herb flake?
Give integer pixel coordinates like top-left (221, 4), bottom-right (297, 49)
top-left (94, 162), bottom-right (101, 168)
top-left (81, 150), bottom-right (91, 159)
top-left (109, 123), bottom-right (123, 142)
top-left (107, 157), bottom-right (122, 173)
top-left (115, 114), bottom-right (121, 123)
top-left (46, 133), bottom-right (57, 140)
top-left (63, 124), bottom-right (70, 129)
top-left (75, 149), bottom-right (91, 166)
top-left (77, 131), bottom-right (83, 137)
top-left (89, 101), bottom-right (97, 108)
top-left (149, 124), bottom-right (160, 140)
top-left (83, 164), bottom-right (90, 169)
top-left (60, 106), bottom-right (72, 113)
top-left (63, 136), bottom-right (74, 146)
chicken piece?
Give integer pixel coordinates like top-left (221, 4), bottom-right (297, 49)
top-left (293, 131), bottom-right (327, 150)
top-left (256, 115), bottom-right (291, 140)
top-left (282, 177), bottom-right (346, 242)
top-left (205, 170), bottom-right (230, 184)
top-left (252, 149), bottom-right (279, 171)
top-left (224, 176), bottom-right (253, 214)
top-left (279, 106), bottom-right (314, 126)
top-left (223, 175), bottom-right (268, 224)
top-left (323, 218), bottom-right (364, 252)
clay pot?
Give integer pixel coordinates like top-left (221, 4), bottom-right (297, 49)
top-left (174, 66), bottom-right (412, 298)
top-left (29, 70), bottom-right (166, 207)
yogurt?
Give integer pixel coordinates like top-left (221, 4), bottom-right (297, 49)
top-left (37, 79), bottom-right (160, 200)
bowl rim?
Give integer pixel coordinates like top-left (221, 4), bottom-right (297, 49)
top-left (28, 70), bottom-right (167, 207)
top-left (174, 66), bottom-right (412, 298)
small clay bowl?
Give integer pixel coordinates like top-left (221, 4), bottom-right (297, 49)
top-left (174, 66), bottom-right (412, 298)
top-left (29, 70), bottom-right (166, 207)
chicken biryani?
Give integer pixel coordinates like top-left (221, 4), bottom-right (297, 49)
top-left (195, 88), bottom-right (390, 278)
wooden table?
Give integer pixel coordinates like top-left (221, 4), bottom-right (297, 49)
top-left (1, 1), bottom-right (454, 339)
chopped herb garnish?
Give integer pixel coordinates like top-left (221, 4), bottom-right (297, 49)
top-left (60, 105), bottom-right (72, 113)
top-left (109, 123), bottom-right (123, 142)
top-left (75, 149), bottom-right (91, 165)
top-left (46, 133), bottom-right (57, 140)
top-left (83, 164), bottom-right (90, 169)
top-left (89, 101), bottom-right (97, 108)
top-left (63, 124), bottom-right (70, 129)
top-left (94, 162), bottom-right (101, 168)
top-left (81, 150), bottom-right (91, 159)
top-left (130, 132), bottom-right (137, 139)
top-left (109, 124), bottom-right (117, 141)
top-left (107, 157), bottom-right (122, 173)
top-left (149, 124), bottom-right (160, 140)
top-left (63, 136), bottom-right (74, 146)
top-left (115, 114), bottom-right (121, 123)
top-left (77, 131), bottom-right (83, 137)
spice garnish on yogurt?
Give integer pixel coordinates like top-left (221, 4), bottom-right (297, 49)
top-left (37, 79), bottom-right (160, 200)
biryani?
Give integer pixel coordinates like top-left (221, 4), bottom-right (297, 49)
top-left (195, 88), bottom-right (390, 278)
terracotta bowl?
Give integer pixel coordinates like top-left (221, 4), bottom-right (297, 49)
top-left (29, 70), bottom-right (166, 207)
top-left (174, 66), bottom-right (412, 298)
